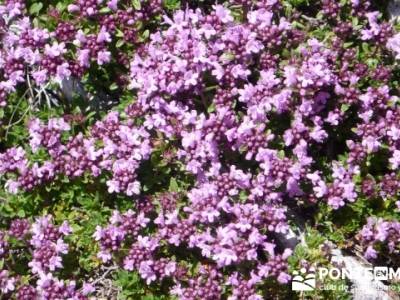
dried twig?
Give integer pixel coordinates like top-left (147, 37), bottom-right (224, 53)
top-left (90, 265), bottom-right (118, 287)
top-left (4, 89), bottom-right (29, 140)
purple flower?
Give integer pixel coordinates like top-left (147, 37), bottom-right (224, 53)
top-left (44, 42), bottom-right (66, 57)
top-left (67, 4), bottom-right (79, 12)
top-left (213, 247), bottom-right (238, 267)
top-left (107, 0), bottom-right (118, 10)
top-left (32, 69), bottom-right (48, 85)
top-left (387, 33), bottom-right (400, 59)
top-left (82, 283), bottom-right (95, 295)
top-left (97, 50), bottom-right (111, 65)
top-left (328, 196), bottom-right (345, 210)
top-left (0, 271), bottom-right (15, 294)
top-left (106, 180), bottom-right (120, 193)
top-left (277, 272), bottom-right (291, 284)
top-left (389, 150), bottom-right (400, 169)
top-left (56, 63), bottom-right (71, 81)
top-left (362, 136), bottom-right (381, 153)
top-left (139, 261), bottom-right (156, 284)
top-left (213, 5), bottom-right (233, 23)
top-left (5, 180), bottom-right (19, 194)
top-left (77, 49), bottom-right (90, 67)
top-left (364, 245), bottom-right (378, 260)
top-left (97, 27), bottom-right (111, 43)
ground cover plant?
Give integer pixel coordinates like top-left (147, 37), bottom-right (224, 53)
top-left (0, 0), bottom-right (400, 299)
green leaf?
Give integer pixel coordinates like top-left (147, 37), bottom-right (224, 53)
top-left (109, 83), bottom-right (118, 91)
top-left (164, 0), bottom-right (180, 10)
top-left (361, 42), bottom-right (370, 54)
top-left (207, 103), bottom-right (216, 113)
top-left (56, 2), bottom-right (67, 12)
top-left (29, 3), bottom-right (43, 15)
top-left (116, 39), bottom-right (125, 48)
top-left (115, 29), bottom-right (125, 38)
top-left (131, 0), bottom-right (141, 10)
top-left (17, 209), bottom-right (25, 217)
top-left (169, 178), bottom-right (179, 192)
top-left (99, 7), bottom-right (111, 13)
top-left (142, 29), bottom-right (150, 40)
top-left (366, 58), bottom-right (378, 68)
top-left (341, 104), bottom-right (350, 112)
top-left (289, 0), bottom-right (309, 7)
top-left (343, 42), bottom-right (353, 48)
top-left (351, 16), bottom-right (359, 27)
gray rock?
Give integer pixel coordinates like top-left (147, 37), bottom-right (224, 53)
top-left (331, 249), bottom-right (393, 300)
top-left (388, 0), bottom-right (400, 20)
top-left (61, 77), bottom-right (88, 103)
top-left (60, 77), bottom-right (119, 113)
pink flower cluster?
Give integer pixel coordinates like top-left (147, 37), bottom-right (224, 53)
top-left (0, 216), bottom-right (93, 298)
top-left (94, 191), bottom-right (292, 299)
top-left (1, 112), bottom-right (152, 195)
top-left (358, 217), bottom-right (400, 261)
top-left (1, 0), bottom-right (400, 298)
top-left (0, 0), bottom-right (163, 107)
